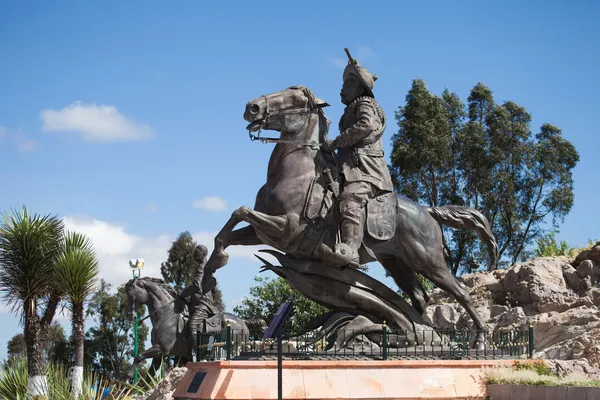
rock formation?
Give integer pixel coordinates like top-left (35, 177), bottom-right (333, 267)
top-left (426, 242), bottom-right (600, 369)
top-left (137, 367), bottom-right (187, 400)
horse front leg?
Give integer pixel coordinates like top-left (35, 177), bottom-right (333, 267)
top-left (128, 344), bottom-right (163, 380)
top-left (202, 206), bottom-right (287, 293)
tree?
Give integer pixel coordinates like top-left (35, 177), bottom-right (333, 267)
top-left (532, 231), bottom-right (576, 258)
top-left (161, 231), bottom-right (225, 311)
top-left (5, 323), bottom-right (70, 367)
top-left (46, 322), bottom-right (71, 366)
top-left (0, 207), bottom-right (64, 397)
top-left (390, 80), bottom-right (579, 274)
top-left (233, 275), bottom-right (327, 334)
top-left (55, 232), bottom-right (99, 398)
top-left (160, 232), bottom-right (197, 293)
top-left (6, 334), bottom-right (26, 362)
top-left (85, 279), bottom-right (149, 381)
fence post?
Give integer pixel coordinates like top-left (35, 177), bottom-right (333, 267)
top-left (226, 322), bottom-right (232, 360)
top-left (528, 323), bottom-right (534, 359)
top-left (196, 330), bottom-right (200, 362)
top-left (382, 321), bottom-right (388, 360)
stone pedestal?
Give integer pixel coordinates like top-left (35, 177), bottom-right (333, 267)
top-left (173, 359), bottom-right (513, 399)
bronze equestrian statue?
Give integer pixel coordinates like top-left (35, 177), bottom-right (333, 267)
top-left (323, 49), bottom-right (394, 268)
top-left (197, 48), bottom-right (499, 340)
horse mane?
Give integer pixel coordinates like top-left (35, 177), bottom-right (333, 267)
top-left (130, 276), bottom-right (179, 299)
top-left (287, 84), bottom-right (330, 143)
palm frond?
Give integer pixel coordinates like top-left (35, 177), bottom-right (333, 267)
top-left (63, 231), bottom-right (96, 256)
top-left (55, 248), bottom-right (99, 305)
top-left (0, 207), bottom-right (64, 318)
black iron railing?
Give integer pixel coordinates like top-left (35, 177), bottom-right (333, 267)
top-left (196, 324), bottom-right (535, 361)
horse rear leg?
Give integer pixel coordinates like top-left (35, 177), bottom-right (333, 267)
top-left (425, 260), bottom-right (487, 337)
top-left (398, 242), bottom-right (488, 336)
top-left (378, 256), bottom-right (429, 316)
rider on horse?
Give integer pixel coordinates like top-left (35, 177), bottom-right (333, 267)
top-left (323, 49), bottom-right (394, 267)
top-left (178, 244), bottom-right (220, 360)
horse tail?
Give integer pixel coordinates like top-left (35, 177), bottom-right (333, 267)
top-left (426, 205), bottom-right (498, 270)
top-left (244, 319), bottom-right (267, 330)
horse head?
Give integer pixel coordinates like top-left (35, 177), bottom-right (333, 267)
top-left (244, 85), bottom-right (330, 144)
top-left (124, 278), bottom-right (147, 322)
top-left (124, 277), bottom-right (180, 322)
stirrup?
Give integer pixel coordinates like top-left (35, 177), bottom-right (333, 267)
top-left (333, 243), bottom-right (363, 270)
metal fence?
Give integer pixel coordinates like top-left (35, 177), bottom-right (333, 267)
top-left (196, 325), bottom-right (534, 361)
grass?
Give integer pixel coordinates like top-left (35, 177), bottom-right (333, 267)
top-left (0, 358), bottom-right (166, 399)
top-left (484, 360), bottom-right (600, 388)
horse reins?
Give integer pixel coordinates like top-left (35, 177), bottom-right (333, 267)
top-left (248, 86), bottom-right (328, 149)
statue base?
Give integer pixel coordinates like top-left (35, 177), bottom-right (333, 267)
top-left (173, 359), bottom-right (512, 399)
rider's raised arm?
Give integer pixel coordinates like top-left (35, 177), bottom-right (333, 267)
top-left (332, 100), bottom-right (381, 149)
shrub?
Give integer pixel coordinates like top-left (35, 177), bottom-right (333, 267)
top-left (484, 360), bottom-right (600, 388)
top-left (0, 357), bottom-right (165, 399)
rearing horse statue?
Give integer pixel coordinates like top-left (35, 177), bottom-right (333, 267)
top-left (200, 85), bottom-right (498, 336)
top-left (125, 277), bottom-right (263, 373)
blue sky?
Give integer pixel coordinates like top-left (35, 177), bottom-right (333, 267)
top-left (0, 1), bottom-right (598, 361)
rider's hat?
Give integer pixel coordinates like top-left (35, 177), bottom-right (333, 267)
top-left (343, 48), bottom-right (377, 97)
top-left (195, 244), bottom-right (208, 260)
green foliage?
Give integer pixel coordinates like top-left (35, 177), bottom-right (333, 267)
top-left (533, 231), bottom-right (576, 258)
top-left (0, 357), bottom-right (27, 399)
top-left (233, 275), bottom-right (327, 334)
top-left (161, 231), bottom-right (225, 311)
top-left (485, 360), bottom-right (600, 387)
top-left (0, 358), bottom-right (142, 399)
top-left (55, 232), bottom-right (99, 305)
top-left (397, 273), bottom-right (435, 301)
top-left (6, 324), bottom-right (71, 370)
top-left (0, 206), bottom-right (64, 319)
top-left (512, 360), bottom-right (554, 376)
top-left (0, 206), bottom-right (68, 393)
top-left (390, 80), bottom-right (580, 275)
top-left (160, 231), bottom-right (198, 294)
top-left (6, 334), bottom-right (26, 362)
top-left (85, 280), bottom-right (149, 381)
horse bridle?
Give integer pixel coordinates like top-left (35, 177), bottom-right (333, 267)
top-left (128, 281), bottom-right (186, 323)
top-left (248, 86), bottom-right (328, 149)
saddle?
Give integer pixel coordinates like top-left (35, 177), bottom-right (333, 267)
top-left (176, 312), bottom-right (222, 336)
top-left (303, 159), bottom-right (397, 243)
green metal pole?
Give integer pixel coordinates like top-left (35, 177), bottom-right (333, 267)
top-left (226, 323), bottom-right (232, 360)
top-left (382, 321), bottom-right (388, 360)
top-left (528, 323), bottom-right (534, 359)
top-left (133, 269), bottom-right (140, 383)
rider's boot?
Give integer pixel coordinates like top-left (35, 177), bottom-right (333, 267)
top-left (334, 216), bottom-right (363, 270)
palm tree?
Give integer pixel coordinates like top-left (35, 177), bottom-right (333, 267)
top-left (0, 207), bottom-right (64, 398)
top-left (55, 231), bottom-right (99, 398)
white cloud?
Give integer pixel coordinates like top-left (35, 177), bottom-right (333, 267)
top-left (193, 196), bottom-right (227, 212)
top-left (62, 215), bottom-right (267, 292)
top-left (17, 139), bottom-right (39, 152)
top-left (40, 102), bottom-right (155, 142)
top-left (0, 127), bottom-right (39, 151)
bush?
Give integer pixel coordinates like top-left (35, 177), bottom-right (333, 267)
top-left (533, 232), bottom-right (576, 258)
top-left (484, 360), bottom-right (600, 388)
top-left (0, 357), bottom-right (164, 399)
top-left (512, 360), bottom-right (554, 376)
